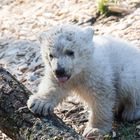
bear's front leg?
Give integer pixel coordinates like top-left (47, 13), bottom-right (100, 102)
top-left (27, 76), bottom-right (68, 116)
top-left (83, 95), bottom-right (115, 138)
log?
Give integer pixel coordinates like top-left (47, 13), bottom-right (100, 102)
top-left (0, 67), bottom-right (85, 140)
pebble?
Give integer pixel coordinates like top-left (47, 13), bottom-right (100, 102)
top-left (29, 74), bottom-right (38, 82)
top-left (136, 125), bottom-right (140, 129)
top-left (112, 131), bottom-right (117, 138)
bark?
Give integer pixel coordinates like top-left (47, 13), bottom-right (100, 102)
top-left (0, 67), bottom-right (85, 140)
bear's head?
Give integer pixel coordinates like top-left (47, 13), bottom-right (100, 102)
top-left (39, 24), bottom-right (94, 84)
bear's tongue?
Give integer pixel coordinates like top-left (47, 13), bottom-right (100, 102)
top-left (58, 76), bottom-right (68, 83)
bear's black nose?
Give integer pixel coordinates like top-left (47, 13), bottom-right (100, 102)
top-left (55, 68), bottom-right (66, 77)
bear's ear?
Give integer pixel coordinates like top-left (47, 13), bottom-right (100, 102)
top-left (83, 27), bottom-right (94, 41)
top-left (38, 32), bottom-right (48, 43)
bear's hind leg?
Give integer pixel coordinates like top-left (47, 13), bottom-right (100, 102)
top-left (122, 105), bottom-right (140, 121)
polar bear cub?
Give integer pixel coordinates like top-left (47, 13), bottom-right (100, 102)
top-left (27, 24), bottom-right (140, 138)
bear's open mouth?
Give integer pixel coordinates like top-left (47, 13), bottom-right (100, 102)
top-left (56, 75), bottom-right (70, 84)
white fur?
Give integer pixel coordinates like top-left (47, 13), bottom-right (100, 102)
top-left (27, 24), bottom-right (140, 138)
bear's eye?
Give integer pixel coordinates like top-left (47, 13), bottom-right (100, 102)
top-left (65, 50), bottom-right (74, 57)
top-left (49, 54), bottom-right (54, 59)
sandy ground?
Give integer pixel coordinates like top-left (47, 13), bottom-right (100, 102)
top-left (0, 0), bottom-right (140, 139)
